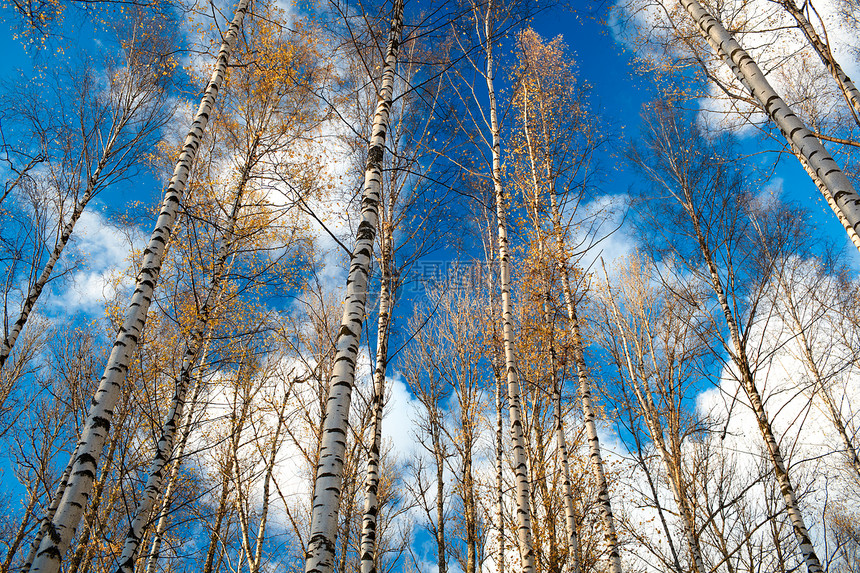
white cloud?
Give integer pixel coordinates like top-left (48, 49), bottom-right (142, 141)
top-left (571, 193), bottom-right (636, 275)
top-left (382, 370), bottom-right (423, 461)
top-left (47, 208), bottom-right (140, 315)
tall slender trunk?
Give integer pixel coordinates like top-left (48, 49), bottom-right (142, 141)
top-left (21, 447), bottom-right (77, 573)
top-left (686, 197), bottom-right (824, 573)
top-left (27, 3), bottom-right (249, 571)
top-left (202, 456), bottom-right (235, 573)
top-left (679, 0), bottom-right (860, 255)
top-left (521, 74), bottom-right (623, 570)
top-left (2, 486), bottom-right (39, 573)
top-left (142, 346), bottom-right (210, 573)
top-left (303, 2), bottom-right (403, 571)
top-left (486, 256), bottom-right (506, 573)
top-left (227, 361), bottom-right (254, 573)
top-left (238, 399), bottom-right (287, 573)
top-left (777, 0), bottom-right (860, 126)
top-left (460, 406), bottom-right (478, 573)
top-left (545, 186), bottom-right (622, 572)
top-left (567, 304), bottom-right (624, 573)
top-left (0, 125), bottom-right (121, 371)
top-left (483, 2), bottom-right (535, 569)
top-left (114, 128), bottom-right (257, 573)
top-left (359, 222), bottom-right (394, 573)
top-left (494, 368), bottom-right (505, 573)
top-left (521, 84), bottom-right (582, 573)
top-left (432, 412), bottom-right (447, 573)
top-left (547, 303), bottom-right (582, 573)
top-left (66, 388), bottom-right (135, 573)
top-left (65, 408), bottom-right (127, 573)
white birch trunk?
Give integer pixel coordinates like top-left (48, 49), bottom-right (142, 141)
top-left (238, 399), bottom-right (286, 573)
top-left (547, 197), bottom-right (623, 573)
top-left (21, 447), bottom-right (77, 573)
top-left (567, 303), bottom-right (624, 573)
top-left (483, 1), bottom-right (535, 568)
top-left (27, 2), bottom-right (249, 571)
top-left (303, 2), bottom-right (403, 570)
top-left (688, 204), bottom-right (824, 573)
top-left (777, 0), bottom-right (860, 125)
top-left (679, 0), bottom-right (860, 254)
top-left (486, 258), bottom-right (505, 573)
top-left (141, 356), bottom-right (207, 573)
top-left (359, 227), bottom-right (394, 573)
top-left (494, 368), bottom-right (505, 573)
top-left (550, 344), bottom-right (582, 573)
top-left (521, 85), bottom-right (582, 573)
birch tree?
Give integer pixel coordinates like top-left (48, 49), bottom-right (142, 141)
top-left (771, 0), bottom-right (860, 127)
top-left (115, 9), bottom-right (324, 569)
top-left (357, 36), bottom-right (454, 573)
top-left (26, 2), bottom-right (251, 570)
top-left (443, 0), bottom-right (539, 567)
top-left (749, 216), bottom-right (860, 482)
top-left (594, 256), bottom-right (708, 573)
top-left (402, 309), bottom-right (452, 573)
top-left (632, 102), bottom-right (824, 573)
top-left (303, 1), bottom-right (404, 571)
top-left (510, 26), bottom-right (621, 573)
top-left (675, 0), bottom-right (860, 253)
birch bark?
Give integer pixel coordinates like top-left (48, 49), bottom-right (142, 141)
top-left (706, 253), bottom-right (823, 573)
top-left (775, 0), bottom-right (860, 126)
top-left (679, 0), bottom-right (860, 254)
top-left (21, 447), bottom-right (77, 573)
top-left (359, 222), bottom-right (394, 573)
top-left (27, 2), bottom-right (249, 570)
top-left (684, 187), bottom-right (824, 573)
top-left (484, 253), bottom-right (506, 573)
top-left (0, 132), bottom-right (115, 371)
top-left (141, 363), bottom-right (206, 573)
top-left (516, 71), bottom-right (622, 571)
top-left (303, 2), bottom-right (403, 570)
top-left (520, 84), bottom-right (582, 573)
top-left (546, 184), bottom-right (623, 573)
top-left (494, 367), bottom-right (505, 573)
top-left (478, 1), bottom-right (537, 569)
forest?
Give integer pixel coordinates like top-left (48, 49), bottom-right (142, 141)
top-left (0, 0), bottom-right (859, 571)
